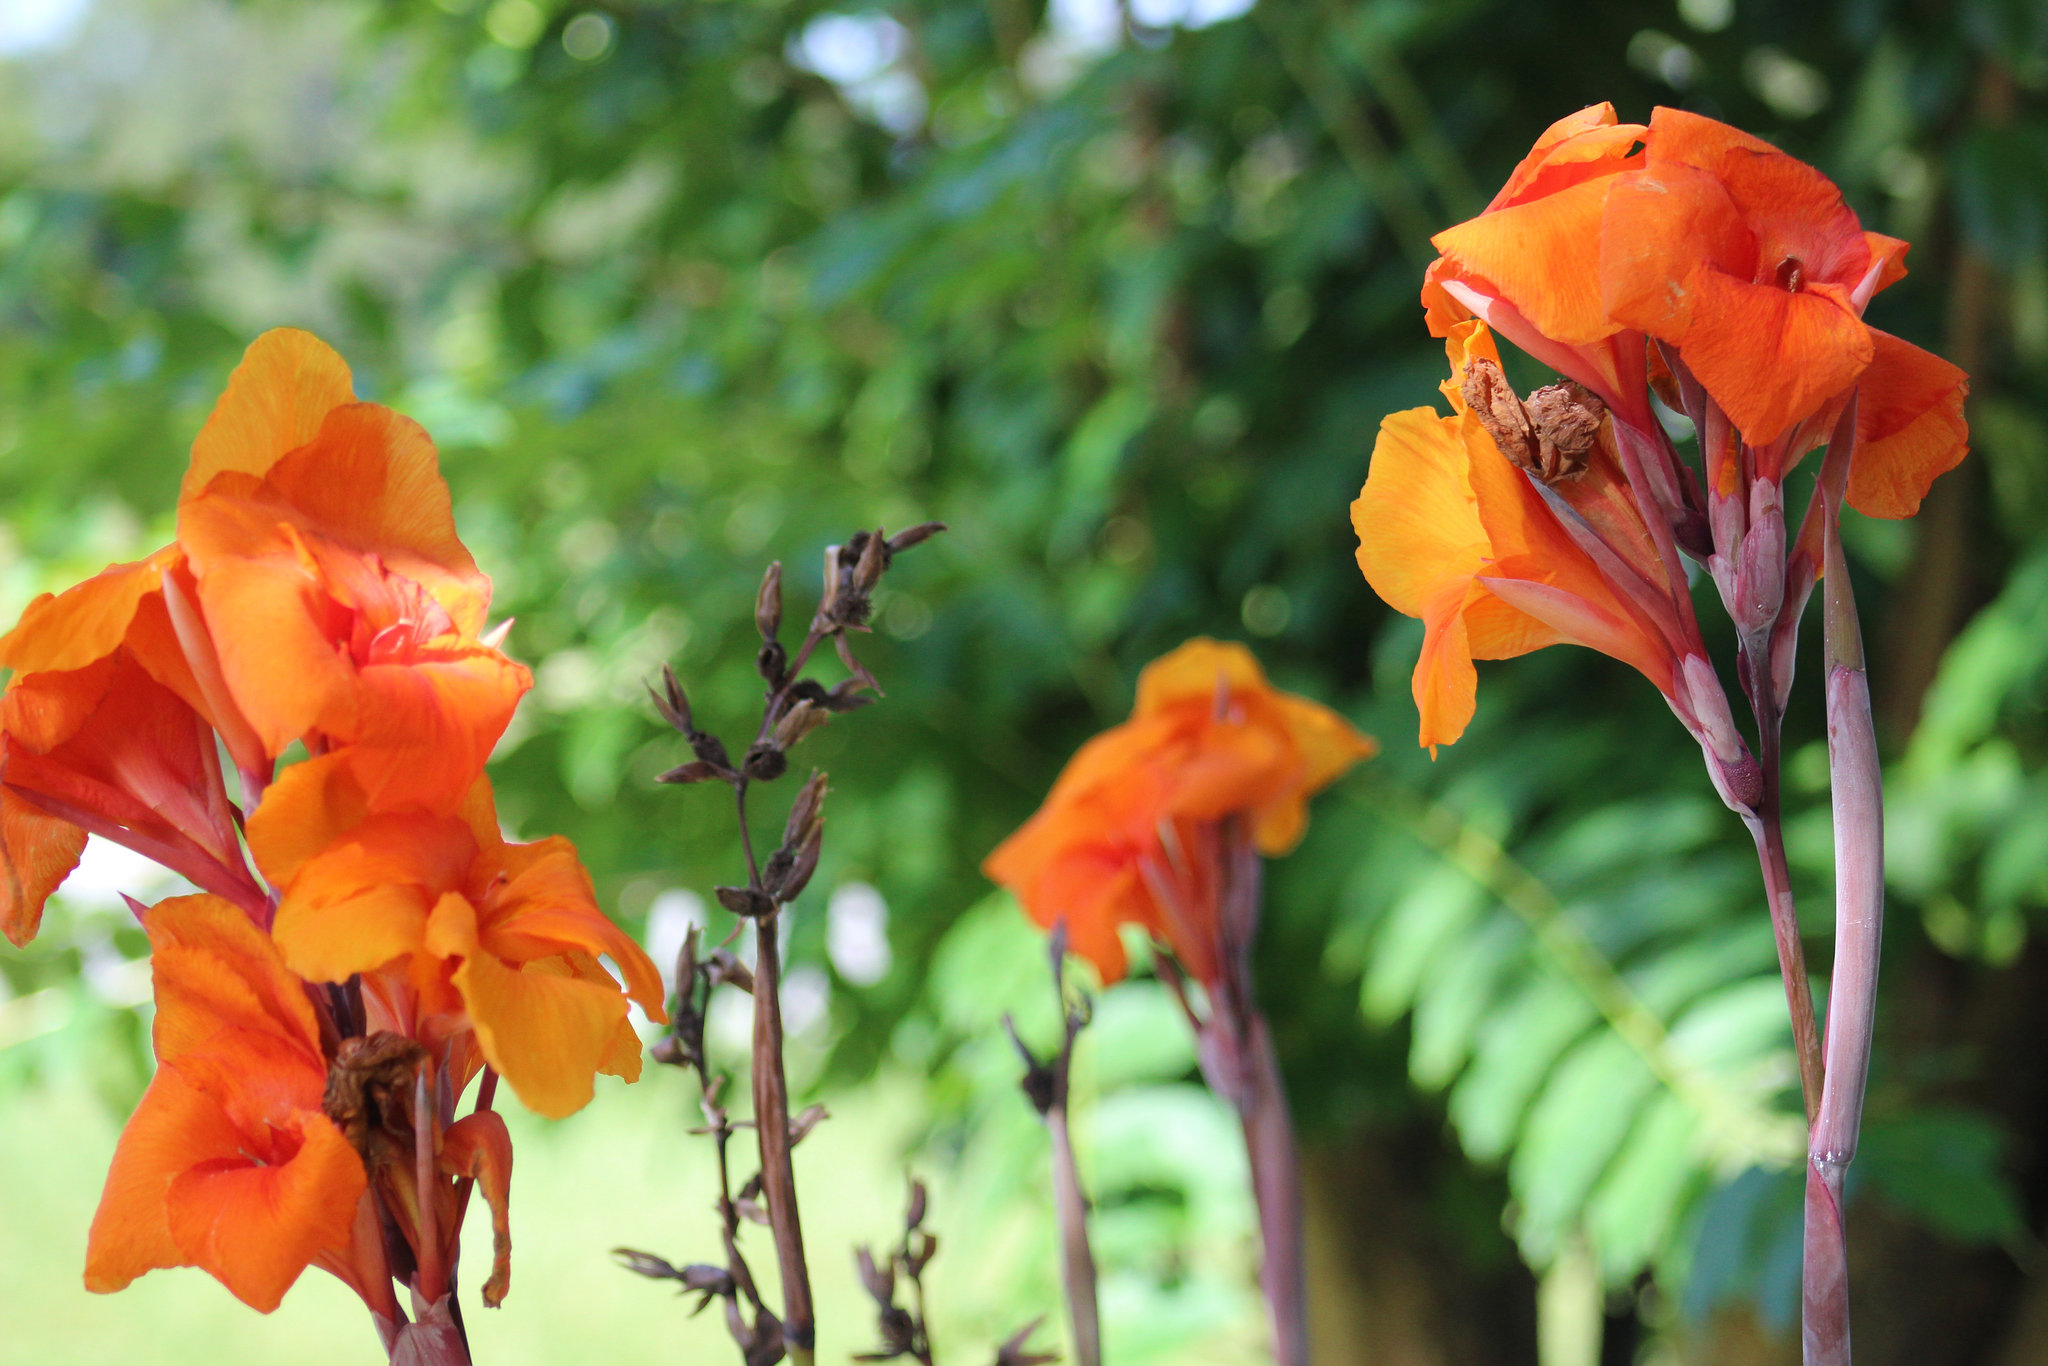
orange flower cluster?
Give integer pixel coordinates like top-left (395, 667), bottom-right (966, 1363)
top-left (984, 639), bottom-right (1373, 985)
top-left (0, 331), bottom-right (663, 1342)
top-left (1357, 105), bottom-right (1968, 767)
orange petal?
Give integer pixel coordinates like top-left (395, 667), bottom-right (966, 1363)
top-left (86, 1066), bottom-right (235, 1294)
top-left (440, 1111), bottom-right (513, 1306)
top-left (182, 500), bottom-right (357, 757)
top-left (1432, 175), bottom-right (1625, 346)
top-left (270, 815), bottom-right (474, 983)
top-left (340, 645), bottom-right (530, 813)
top-left (183, 329), bottom-right (355, 501)
top-left (0, 786), bottom-right (88, 947)
top-left (260, 403), bottom-right (491, 634)
top-left (164, 1108), bottom-right (365, 1312)
top-left (433, 892), bottom-right (631, 1119)
top-left (0, 548), bottom-right (178, 675)
top-left (145, 893), bottom-right (327, 1065)
top-left (1847, 329), bottom-right (1970, 519)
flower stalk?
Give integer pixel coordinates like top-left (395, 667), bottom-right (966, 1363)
top-left (1803, 398), bottom-right (1884, 1366)
top-left (1005, 929), bottom-right (1103, 1366)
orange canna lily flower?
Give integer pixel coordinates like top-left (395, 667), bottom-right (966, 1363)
top-left (86, 893), bottom-right (367, 1313)
top-left (1354, 320), bottom-right (1694, 752)
top-left (177, 329), bottom-right (528, 812)
top-left (1429, 105), bottom-right (1967, 521)
top-left (247, 754), bottom-right (665, 1119)
top-left (983, 639), bottom-right (1373, 984)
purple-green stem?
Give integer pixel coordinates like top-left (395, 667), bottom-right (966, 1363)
top-left (1047, 1104), bottom-right (1103, 1366)
top-left (1803, 398), bottom-right (1882, 1366)
top-left (1208, 827), bottom-right (1308, 1366)
top-left (751, 910), bottom-right (815, 1365)
top-left (1236, 1009), bottom-right (1308, 1366)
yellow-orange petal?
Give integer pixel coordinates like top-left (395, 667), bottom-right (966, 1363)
top-left (146, 893), bottom-right (325, 1065)
top-left (244, 752), bottom-right (370, 889)
top-left (425, 893), bottom-right (629, 1118)
top-left (163, 1108), bottom-right (365, 1313)
top-left (1432, 175), bottom-right (1625, 346)
top-left (183, 329), bottom-right (356, 502)
top-left (270, 816), bottom-right (474, 983)
top-left (0, 548), bottom-right (179, 676)
top-left (1848, 329), bottom-right (1970, 519)
top-left (1353, 407), bottom-right (1493, 617)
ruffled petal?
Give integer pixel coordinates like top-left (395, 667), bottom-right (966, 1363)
top-left (182, 329), bottom-right (356, 501)
top-left (163, 1109), bottom-right (365, 1312)
top-left (1847, 329), bottom-right (1970, 519)
top-left (429, 892), bottom-right (629, 1119)
top-left (85, 1066), bottom-right (235, 1293)
top-left (1432, 175), bottom-right (1625, 346)
top-left (0, 548), bottom-right (178, 675)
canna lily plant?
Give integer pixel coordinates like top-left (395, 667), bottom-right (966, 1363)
top-left (0, 329), bottom-right (663, 1364)
top-left (1355, 104), bottom-right (1968, 1365)
top-left (985, 637), bottom-right (1375, 1366)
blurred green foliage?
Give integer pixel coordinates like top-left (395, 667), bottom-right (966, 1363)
top-left (4, 0), bottom-right (2048, 1361)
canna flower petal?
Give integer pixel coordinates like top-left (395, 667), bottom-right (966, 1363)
top-left (181, 328), bottom-right (357, 501)
top-left (1599, 108), bottom-right (1879, 447)
top-left (86, 894), bottom-right (366, 1312)
top-left (2, 652), bottom-right (256, 920)
top-left (440, 1111), bottom-right (514, 1306)
top-left (984, 639), bottom-right (1371, 984)
top-left (1847, 329), bottom-right (1970, 519)
top-left (425, 892), bottom-right (635, 1119)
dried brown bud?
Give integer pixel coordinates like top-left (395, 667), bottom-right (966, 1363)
top-left (853, 527), bottom-right (888, 595)
top-left (657, 759), bottom-right (726, 785)
top-left (904, 1178), bottom-right (928, 1233)
top-left (766, 820), bottom-right (824, 903)
top-left (855, 1245), bottom-right (895, 1303)
top-left (323, 1032), bottom-right (429, 1158)
top-left (715, 885), bottom-right (777, 918)
top-left (1461, 356), bottom-right (1600, 485)
top-left (771, 699), bottom-right (829, 752)
top-left (782, 771), bottom-right (829, 849)
top-left (741, 742), bottom-right (788, 783)
top-left (756, 640), bottom-right (788, 689)
top-left (1523, 380), bottom-right (1604, 482)
top-left (690, 731), bottom-right (733, 771)
top-left (612, 1248), bottom-right (683, 1281)
top-left (756, 561), bottom-right (783, 642)
top-left (735, 1197), bottom-right (770, 1226)
top-left (1003, 1015), bottom-right (1057, 1116)
top-left (704, 950), bottom-right (755, 993)
top-left (651, 665), bottom-right (694, 733)
top-left (789, 1103), bottom-right (830, 1146)
top-left (885, 521), bottom-right (946, 556)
